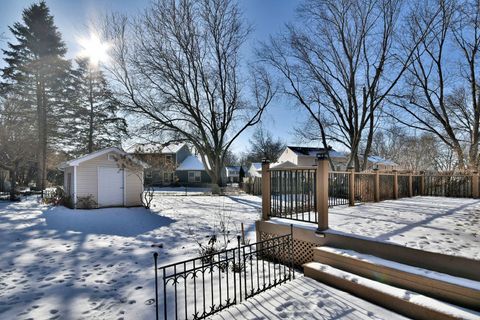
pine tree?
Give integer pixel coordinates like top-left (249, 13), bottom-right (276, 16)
top-left (1, 1), bottom-right (70, 191)
top-left (70, 57), bottom-right (127, 155)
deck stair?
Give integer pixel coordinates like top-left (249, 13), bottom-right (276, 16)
top-left (303, 246), bottom-right (480, 320)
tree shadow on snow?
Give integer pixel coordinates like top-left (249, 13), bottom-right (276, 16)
top-left (42, 206), bottom-right (175, 237)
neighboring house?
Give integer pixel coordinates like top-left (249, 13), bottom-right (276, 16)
top-left (277, 146), bottom-right (348, 170)
top-left (128, 143), bottom-right (190, 186)
top-left (175, 155), bottom-right (212, 185)
top-left (365, 156), bottom-right (398, 171)
top-left (59, 147), bottom-right (148, 208)
top-left (128, 143), bottom-right (215, 186)
top-left (246, 162), bottom-right (262, 178)
top-left (225, 166), bottom-right (245, 183)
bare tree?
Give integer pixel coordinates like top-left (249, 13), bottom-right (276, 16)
top-left (0, 94), bottom-right (35, 200)
top-left (103, 0), bottom-right (274, 186)
top-left (260, 0), bottom-right (437, 171)
top-left (390, 0), bottom-right (480, 170)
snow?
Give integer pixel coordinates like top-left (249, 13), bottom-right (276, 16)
top-left (272, 196), bottom-right (480, 260)
top-left (367, 155), bottom-right (397, 166)
top-left (304, 262), bottom-right (480, 320)
top-left (176, 155), bottom-right (206, 171)
top-left (211, 275), bottom-right (409, 320)
top-left (317, 247), bottom-right (480, 290)
top-left (151, 186), bottom-right (212, 195)
top-left (0, 194), bottom-right (260, 319)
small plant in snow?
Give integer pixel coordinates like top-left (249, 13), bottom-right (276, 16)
top-left (142, 185), bottom-right (155, 209)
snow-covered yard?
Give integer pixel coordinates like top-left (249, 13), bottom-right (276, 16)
top-left (0, 195), bottom-right (260, 320)
top-left (1, 195), bottom-right (478, 319)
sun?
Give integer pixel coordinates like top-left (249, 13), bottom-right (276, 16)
top-left (78, 33), bottom-right (110, 66)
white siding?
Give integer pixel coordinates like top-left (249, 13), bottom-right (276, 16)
top-left (125, 169), bottom-right (143, 206)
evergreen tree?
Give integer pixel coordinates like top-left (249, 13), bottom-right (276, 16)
top-left (1, 1), bottom-right (70, 191)
top-left (70, 57), bottom-right (127, 155)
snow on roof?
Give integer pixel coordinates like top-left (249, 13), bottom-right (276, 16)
top-left (251, 162), bottom-right (262, 171)
top-left (161, 143), bottom-right (186, 154)
top-left (125, 143), bottom-right (186, 154)
top-left (226, 166), bottom-right (242, 172)
top-left (368, 156), bottom-right (397, 166)
top-left (60, 147), bottom-right (149, 169)
top-left (270, 161), bottom-right (296, 169)
top-left (287, 146), bottom-right (347, 159)
top-left (176, 155), bottom-right (206, 171)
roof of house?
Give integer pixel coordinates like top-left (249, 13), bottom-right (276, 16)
top-left (287, 146), bottom-right (347, 159)
top-left (226, 166), bottom-right (242, 172)
top-left (176, 155), bottom-right (206, 171)
top-left (125, 143), bottom-right (186, 154)
top-left (250, 162), bottom-right (262, 171)
top-left (368, 156), bottom-right (397, 166)
top-left (59, 147), bottom-right (149, 169)
top-left (270, 161), bottom-right (296, 169)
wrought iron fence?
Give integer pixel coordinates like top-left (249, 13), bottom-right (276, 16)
top-left (424, 175), bottom-right (472, 198)
top-left (269, 168), bottom-right (317, 222)
top-left (328, 172), bottom-right (349, 206)
top-left (153, 230), bottom-right (294, 320)
top-left (412, 175), bottom-right (422, 196)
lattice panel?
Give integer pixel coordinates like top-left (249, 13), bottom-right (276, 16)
top-left (259, 232), bottom-right (316, 266)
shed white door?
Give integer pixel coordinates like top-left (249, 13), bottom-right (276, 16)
top-left (98, 167), bottom-right (124, 207)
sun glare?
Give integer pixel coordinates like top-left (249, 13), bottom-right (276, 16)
top-left (78, 33), bottom-right (110, 66)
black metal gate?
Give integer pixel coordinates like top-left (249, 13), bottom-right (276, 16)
top-left (153, 227), bottom-right (294, 320)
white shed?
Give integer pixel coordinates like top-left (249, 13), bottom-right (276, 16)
top-left (59, 147), bottom-right (149, 208)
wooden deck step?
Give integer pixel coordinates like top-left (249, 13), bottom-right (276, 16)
top-left (312, 247), bottom-right (480, 310)
top-left (303, 262), bottom-right (480, 320)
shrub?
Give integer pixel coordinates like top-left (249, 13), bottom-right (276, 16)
top-left (76, 195), bottom-right (97, 209)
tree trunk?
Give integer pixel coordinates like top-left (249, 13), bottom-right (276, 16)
top-left (88, 68), bottom-right (94, 153)
top-left (9, 163), bottom-right (17, 201)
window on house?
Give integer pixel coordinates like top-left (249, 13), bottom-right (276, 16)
top-left (165, 155), bottom-right (173, 164)
top-left (146, 170), bottom-right (153, 178)
top-left (163, 172), bottom-right (173, 182)
top-left (188, 171), bottom-right (201, 183)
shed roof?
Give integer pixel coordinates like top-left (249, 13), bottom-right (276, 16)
top-left (59, 147), bottom-right (149, 169)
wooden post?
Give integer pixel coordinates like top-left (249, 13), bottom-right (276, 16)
top-left (348, 167), bottom-right (355, 206)
top-left (408, 173), bottom-right (413, 197)
top-left (420, 171), bottom-right (425, 196)
top-left (261, 160), bottom-right (270, 221)
top-left (393, 170), bottom-right (399, 200)
top-left (472, 172), bottom-right (479, 199)
top-left (316, 153), bottom-right (329, 231)
top-left (374, 168), bottom-right (380, 202)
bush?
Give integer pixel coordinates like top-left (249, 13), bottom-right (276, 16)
top-left (76, 195), bottom-right (97, 209)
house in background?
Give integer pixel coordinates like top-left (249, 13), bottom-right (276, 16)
top-left (364, 156), bottom-right (398, 171)
top-left (128, 143), bottom-right (190, 186)
top-left (175, 154), bottom-right (212, 185)
top-left (128, 143), bottom-right (214, 186)
top-left (277, 146), bottom-right (348, 170)
top-left (59, 147), bottom-right (148, 208)
top-left (225, 166), bottom-right (245, 183)
top-left (246, 162), bottom-right (262, 178)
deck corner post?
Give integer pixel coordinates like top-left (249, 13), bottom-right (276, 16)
top-left (316, 152), bottom-right (329, 231)
top-left (393, 170), bottom-right (399, 200)
top-left (472, 172), bottom-right (479, 199)
top-left (261, 159), bottom-right (271, 220)
top-left (408, 172), bottom-right (413, 197)
top-left (348, 166), bottom-right (355, 206)
top-left (374, 167), bottom-right (380, 202)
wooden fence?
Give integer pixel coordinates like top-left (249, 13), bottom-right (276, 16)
top-left (242, 177), bottom-right (262, 195)
top-left (259, 158), bottom-right (480, 228)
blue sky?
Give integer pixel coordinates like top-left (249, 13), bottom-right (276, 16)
top-left (0, 0), bottom-right (307, 154)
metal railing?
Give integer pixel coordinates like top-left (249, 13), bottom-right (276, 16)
top-left (379, 174), bottom-right (395, 201)
top-left (354, 173), bottom-right (375, 202)
top-left (424, 175), bottom-right (472, 198)
top-left (398, 175), bottom-right (410, 198)
top-left (328, 172), bottom-right (349, 206)
top-left (153, 229), bottom-right (294, 320)
top-left (269, 168), bottom-right (317, 222)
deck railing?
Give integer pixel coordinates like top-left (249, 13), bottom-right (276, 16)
top-left (261, 159), bottom-right (480, 228)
